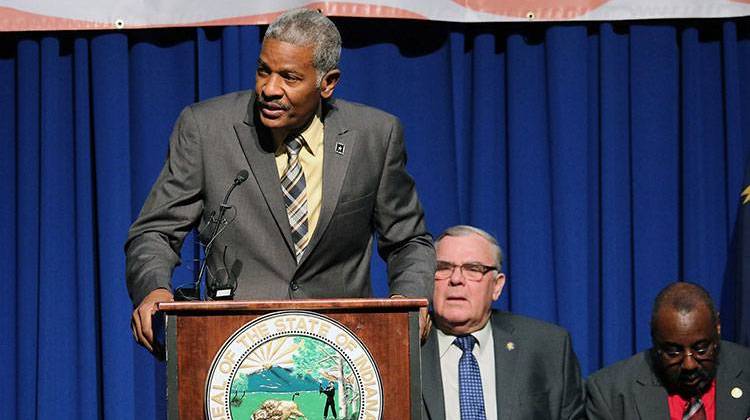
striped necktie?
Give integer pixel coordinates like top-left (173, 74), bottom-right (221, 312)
top-left (454, 335), bottom-right (487, 420)
top-left (280, 135), bottom-right (309, 263)
top-left (683, 397), bottom-right (706, 420)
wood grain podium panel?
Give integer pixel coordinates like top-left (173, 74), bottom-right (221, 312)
top-left (159, 298), bottom-right (426, 420)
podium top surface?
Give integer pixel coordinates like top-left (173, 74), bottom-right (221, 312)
top-left (158, 297), bottom-right (428, 314)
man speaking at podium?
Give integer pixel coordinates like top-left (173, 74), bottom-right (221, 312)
top-left (125, 8), bottom-right (435, 355)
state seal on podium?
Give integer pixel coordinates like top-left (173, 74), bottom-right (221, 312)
top-left (205, 310), bottom-right (384, 420)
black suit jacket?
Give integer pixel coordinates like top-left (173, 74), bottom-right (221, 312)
top-left (125, 91), bottom-right (435, 305)
top-left (586, 340), bottom-right (750, 419)
top-left (421, 311), bottom-right (586, 420)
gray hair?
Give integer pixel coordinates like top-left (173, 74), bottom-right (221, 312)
top-left (435, 225), bottom-right (504, 271)
top-left (264, 8), bottom-right (342, 81)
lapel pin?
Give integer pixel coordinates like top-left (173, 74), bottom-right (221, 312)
top-left (731, 387), bottom-right (743, 399)
top-left (506, 342), bottom-right (515, 351)
top-left (335, 142), bottom-right (345, 155)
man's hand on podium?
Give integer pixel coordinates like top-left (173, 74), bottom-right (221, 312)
top-left (419, 306), bottom-right (431, 344)
top-left (390, 294), bottom-right (432, 343)
top-left (131, 288), bottom-right (173, 359)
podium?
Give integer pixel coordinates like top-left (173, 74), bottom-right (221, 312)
top-left (158, 298), bottom-right (427, 419)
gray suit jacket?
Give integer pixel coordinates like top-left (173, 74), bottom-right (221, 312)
top-left (586, 340), bottom-right (750, 419)
top-left (421, 311), bottom-right (586, 420)
top-left (125, 91), bottom-right (435, 306)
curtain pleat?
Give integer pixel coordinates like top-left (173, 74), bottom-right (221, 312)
top-left (1, 17), bottom-right (749, 418)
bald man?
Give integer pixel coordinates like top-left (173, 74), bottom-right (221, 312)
top-left (586, 282), bottom-right (750, 419)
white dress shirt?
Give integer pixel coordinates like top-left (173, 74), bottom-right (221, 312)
top-left (437, 321), bottom-right (497, 420)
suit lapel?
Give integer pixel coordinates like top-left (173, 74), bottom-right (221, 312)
top-left (491, 312), bottom-right (520, 420)
top-left (633, 352), bottom-right (670, 420)
top-left (298, 101), bottom-right (354, 266)
top-left (421, 327), bottom-right (446, 420)
top-left (715, 343), bottom-right (750, 419)
top-left (233, 100), bottom-right (294, 256)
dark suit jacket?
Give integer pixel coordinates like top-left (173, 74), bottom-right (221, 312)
top-left (125, 91), bottom-right (435, 306)
top-left (585, 340), bottom-right (750, 419)
top-left (421, 311), bottom-right (586, 420)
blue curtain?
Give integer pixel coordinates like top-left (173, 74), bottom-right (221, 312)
top-left (1, 17), bottom-right (749, 418)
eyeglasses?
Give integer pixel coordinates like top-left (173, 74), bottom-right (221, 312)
top-left (656, 342), bottom-right (717, 363)
top-left (435, 261), bottom-right (497, 282)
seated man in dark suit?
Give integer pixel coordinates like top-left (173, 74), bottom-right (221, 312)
top-left (421, 225), bottom-right (585, 419)
top-left (586, 281), bottom-right (750, 419)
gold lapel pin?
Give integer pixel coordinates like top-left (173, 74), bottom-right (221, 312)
top-left (506, 342), bottom-right (515, 351)
top-left (731, 387), bottom-right (743, 399)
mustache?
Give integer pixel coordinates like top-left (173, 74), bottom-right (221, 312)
top-left (679, 370), bottom-right (707, 382)
top-left (256, 97), bottom-right (290, 111)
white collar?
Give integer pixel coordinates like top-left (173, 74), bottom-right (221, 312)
top-left (436, 317), bottom-right (493, 358)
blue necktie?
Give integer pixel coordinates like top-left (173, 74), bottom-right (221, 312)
top-left (454, 335), bottom-right (487, 420)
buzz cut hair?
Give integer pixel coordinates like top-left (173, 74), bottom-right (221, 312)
top-left (435, 225), bottom-right (504, 271)
top-left (650, 281), bottom-right (719, 337)
top-left (264, 8), bottom-right (342, 81)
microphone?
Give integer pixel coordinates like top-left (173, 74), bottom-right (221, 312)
top-left (218, 170), bottom-right (248, 210)
top-left (234, 170), bottom-right (249, 185)
top-left (203, 169), bottom-right (248, 300)
top-left (174, 170), bottom-right (248, 301)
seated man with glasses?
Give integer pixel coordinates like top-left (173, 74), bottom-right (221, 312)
top-left (421, 225), bottom-right (585, 420)
top-left (586, 281), bottom-right (750, 419)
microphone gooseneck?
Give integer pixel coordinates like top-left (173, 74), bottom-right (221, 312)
top-left (177, 169), bottom-right (248, 301)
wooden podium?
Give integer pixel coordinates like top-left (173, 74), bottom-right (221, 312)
top-left (158, 298), bottom-right (426, 420)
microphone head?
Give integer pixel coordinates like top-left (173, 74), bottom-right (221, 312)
top-left (234, 170), bottom-right (249, 185)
